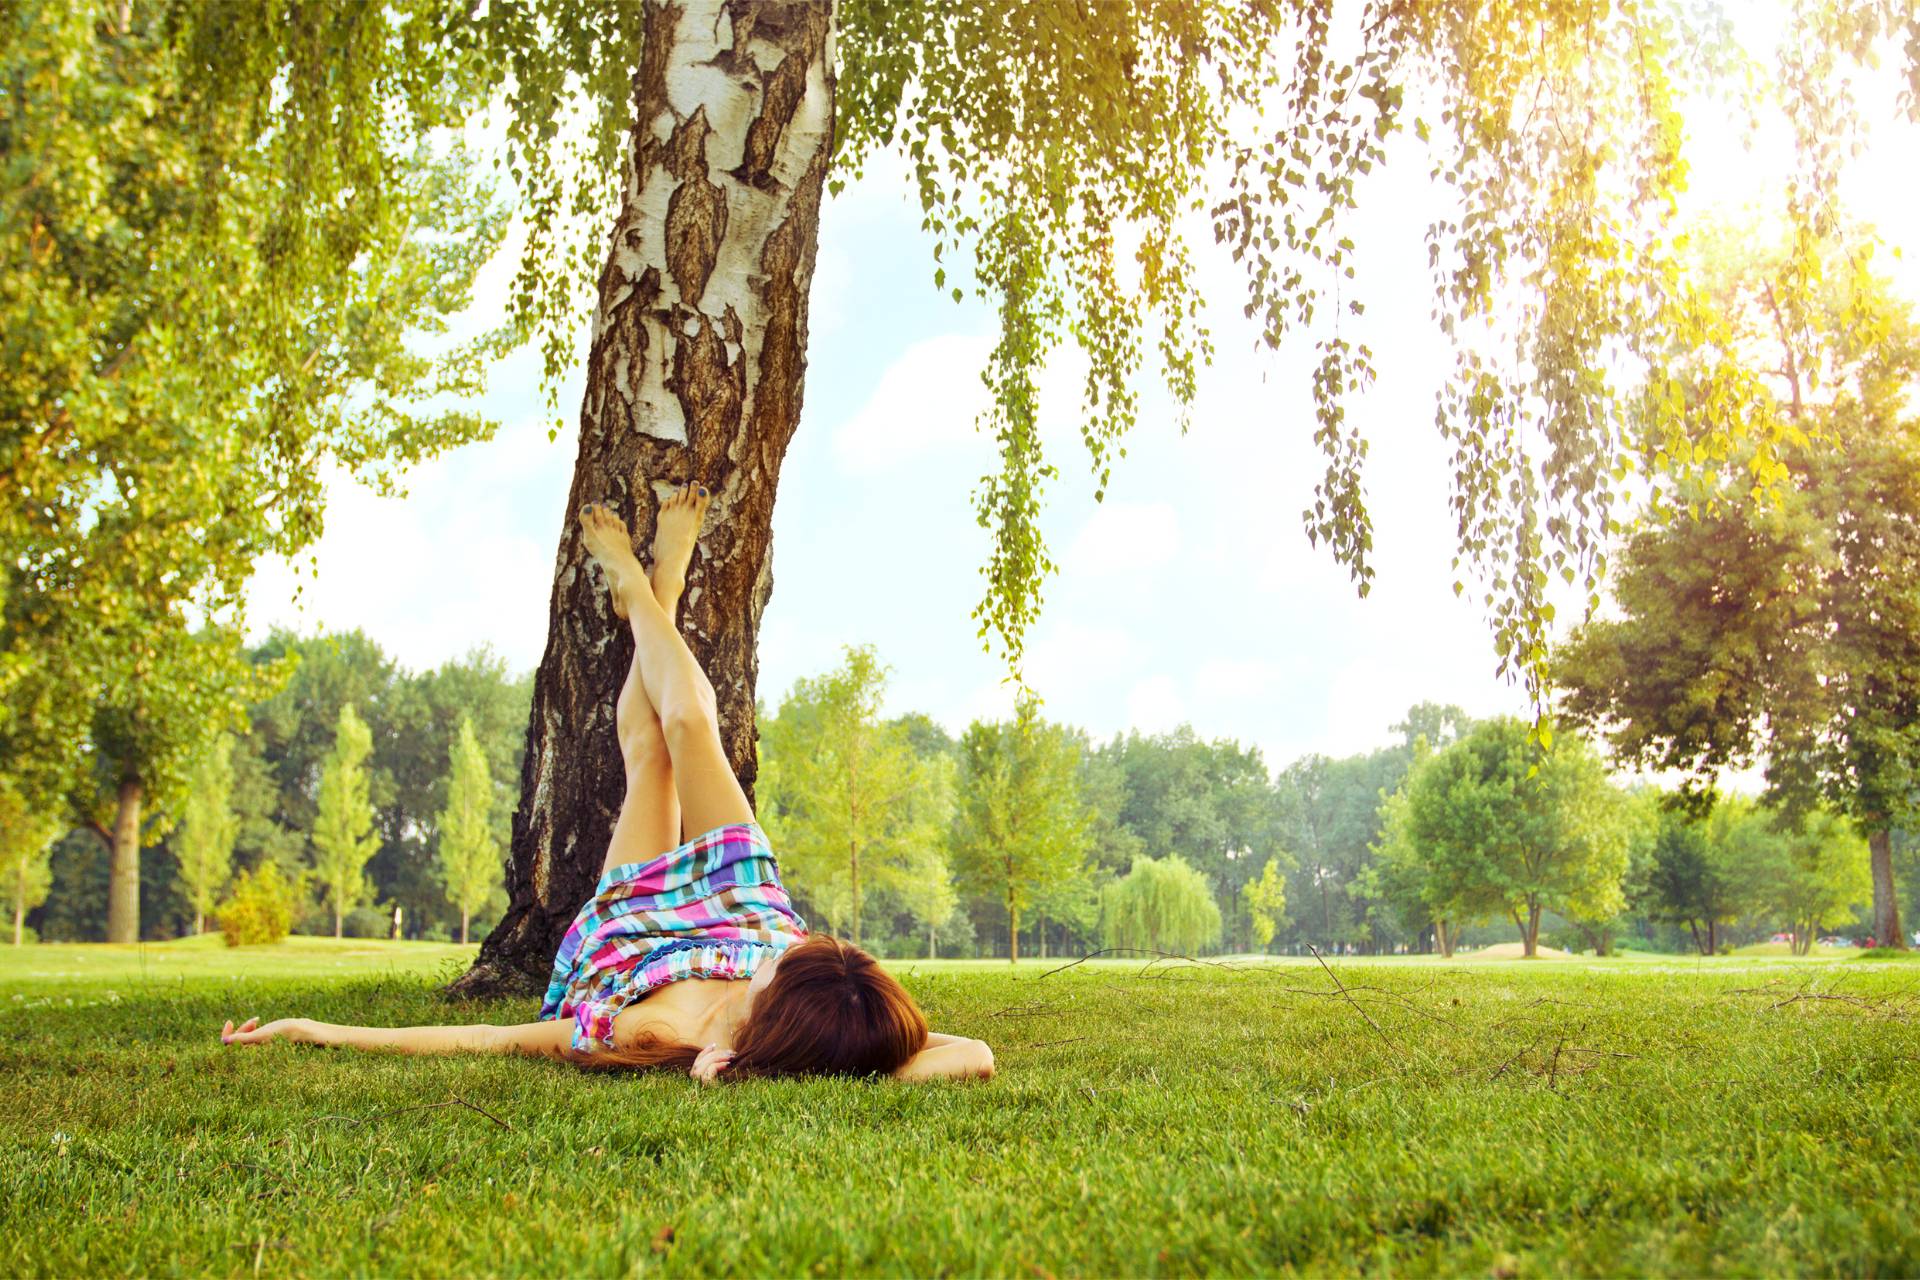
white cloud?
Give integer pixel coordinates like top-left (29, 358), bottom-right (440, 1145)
top-left (1024, 619), bottom-right (1144, 698)
top-left (1194, 658), bottom-right (1287, 703)
top-left (246, 412), bottom-right (577, 675)
top-left (955, 674), bottom-right (1019, 732)
top-left (1065, 501), bottom-right (1181, 576)
top-left (1126, 674), bottom-right (1187, 735)
top-left (830, 333), bottom-right (995, 474)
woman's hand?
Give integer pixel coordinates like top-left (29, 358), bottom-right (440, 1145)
top-left (690, 1043), bottom-right (736, 1084)
top-left (220, 1016), bottom-right (322, 1046)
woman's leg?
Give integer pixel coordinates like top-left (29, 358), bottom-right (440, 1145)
top-left (594, 484), bottom-right (707, 872)
top-left (600, 643), bottom-right (681, 876)
top-left (579, 485), bottom-right (755, 840)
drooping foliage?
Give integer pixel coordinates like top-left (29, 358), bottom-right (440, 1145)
top-left (143, 0), bottom-right (1920, 705)
top-left (1101, 854), bottom-right (1224, 957)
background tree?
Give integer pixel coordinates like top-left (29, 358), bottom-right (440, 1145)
top-left (1641, 803), bottom-right (1747, 957)
top-left (0, 779), bottom-right (58, 945)
top-left (1241, 856), bottom-right (1291, 953)
top-left (1272, 706), bottom-right (1470, 952)
top-left (1, 4), bottom-right (506, 943)
top-left (1743, 806), bottom-right (1872, 955)
top-left (1101, 855), bottom-right (1223, 957)
top-left (175, 737), bottom-right (240, 935)
top-left (312, 705), bottom-right (380, 938)
top-left (759, 647), bottom-right (947, 946)
top-left (1102, 728), bottom-right (1275, 949)
top-left (1369, 735), bottom-right (1478, 958)
top-left (1559, 246), bottom-right (1920, 947)
top-left (436, 718), bottom-right (501, 946)
top-left (951, 700), bottom-right (1091, 963)
top-left (1395, 719), bottom-right (1633, 957)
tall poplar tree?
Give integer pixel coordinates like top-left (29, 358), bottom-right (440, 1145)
top-left (312, 705), bottom-right (380, 938)
top-left (176, 737), bottom-right (240, 935)
top-left (950, 700), bottom-right (1090, 963)
top-left (436, 718), bottom-right (500, 946)
top-left (0, 779), bottom-right (58, 946)
top-left (758, 647), bottom-right (949, 947)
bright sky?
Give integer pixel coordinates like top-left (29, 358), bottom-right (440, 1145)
top-left (247, 20), bottom-right (1920, 779)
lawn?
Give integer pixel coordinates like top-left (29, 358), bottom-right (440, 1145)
top-left (2, 940), bottom-right (1917, 1277)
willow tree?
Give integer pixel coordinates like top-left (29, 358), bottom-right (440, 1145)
top-left (169, 1), bottom-right (1920, 991)
top-left (1101, 855), bottom-right (1223, 957)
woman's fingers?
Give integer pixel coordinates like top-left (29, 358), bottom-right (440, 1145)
top-left (691, 1043), bottom-right (736, 1084)
top-left (221, 1016), bottom-right (266, 1045)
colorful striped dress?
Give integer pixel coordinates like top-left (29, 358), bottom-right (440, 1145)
top-left (539, 821), bottom-right (808, 1053)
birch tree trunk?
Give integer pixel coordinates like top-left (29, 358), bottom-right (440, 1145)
top-left (106, 776), bottom-right (142, 945)
top-left (455, 0), bottom-right (836, 996)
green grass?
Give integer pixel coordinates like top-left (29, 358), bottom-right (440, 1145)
top-left (3, 941), bottom-right (1917, 1277)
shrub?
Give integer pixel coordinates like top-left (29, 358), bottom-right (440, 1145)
top-left (216, 862), bottom-right (296, 947)
top-left (343, 906), bottom-right (390, 939)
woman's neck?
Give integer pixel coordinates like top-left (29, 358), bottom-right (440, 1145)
top-left (693, 981), bottom-right (754, 1047)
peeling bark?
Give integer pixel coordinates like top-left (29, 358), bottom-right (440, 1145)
top-left (455, 0), bottom-right (836, 996)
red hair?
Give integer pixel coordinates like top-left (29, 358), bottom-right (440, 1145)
top-left (573, 935), bottom-right (928, 1080)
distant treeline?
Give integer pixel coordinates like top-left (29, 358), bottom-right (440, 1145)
top-left (12, 632), bottom-right (1918, 957)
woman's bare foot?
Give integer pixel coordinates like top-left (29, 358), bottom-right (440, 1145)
top-left (650, 481), bottom-right (713, 615)
top-left (578, 502), bottom-right (649, 620)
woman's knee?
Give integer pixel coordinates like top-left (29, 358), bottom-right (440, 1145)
top-left (660, 692), bottom-right (719, 750)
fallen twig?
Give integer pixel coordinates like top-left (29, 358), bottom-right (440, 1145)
top-left (987, 1001), bottom-right (1062, 1019)
top-left (1026, 1036), bottom-right (1090, 1049)
top-left (1307, 944), bottom-right (1391, 1045)
top-left (1037, 948), bottom-right (1247, 979)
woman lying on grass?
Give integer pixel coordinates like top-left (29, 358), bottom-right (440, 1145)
top-left (221, 480), bottom-right (994, 1086)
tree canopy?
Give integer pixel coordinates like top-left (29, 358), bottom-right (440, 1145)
top-left (1559, 246), bottom-right (1920, 944)
top-left (134, 0), bottom-right (1920, 704)
top-left (1385, 717), bottom-right (1635, 956)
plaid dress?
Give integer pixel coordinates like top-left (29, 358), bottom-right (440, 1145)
top-left (539, 821), bottom-right (808, 1053)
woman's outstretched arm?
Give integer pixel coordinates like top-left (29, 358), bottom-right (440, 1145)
top-left (219, 1015), bottom-right (573, 1058)
top-left (893, 1032), bottom-right (995, 1082)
